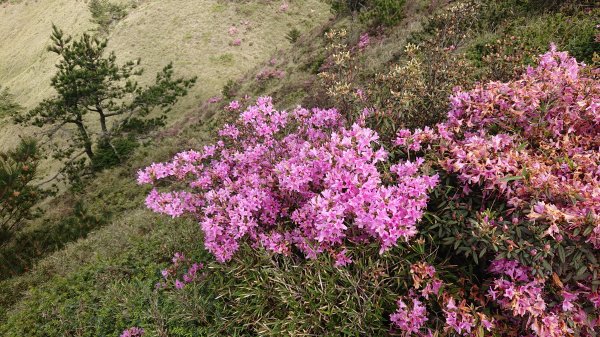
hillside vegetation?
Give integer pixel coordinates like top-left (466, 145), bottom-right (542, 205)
top-left (0, 0), bottom-right (599, 336)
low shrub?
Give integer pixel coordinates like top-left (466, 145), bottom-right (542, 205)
top-left (137, 47), bottom-right (599, 336)
top-left (0, 86), bottom-right (21, 118)
top-left (328, 0), bottom-right (367, 14)
top-left (91, 137), bottom-right (139, 172)
top-left (0, 139), bottom-right (51, 244)
top-left (285, 28), bottom-right (301, 43)
top-left (393, 47), bottom-right (599, 336)
top-left (329, 0), bottom-right (406, 27)
top-left (360, 0), bottom-right (406, 27)
top-left (138, 97), bottom-right (437, 262)
top-left (221, 79), bottom-right (240, 99)
top-left (89, 0), bottom-right (128, 34)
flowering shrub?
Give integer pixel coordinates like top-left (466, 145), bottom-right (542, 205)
top-left (371, 1), bottom-right (481, 131)
top-left (357, 33), bottom-right (370, 50)
top-left (390, 263), bottom-right (494, 336)
top-left (120, 327), bottom-right (144, 337)
top-left (139, 97), bottom-right (437, 262)
top-left (394, 46), bottom-right (599, 336)
top-left (279, 1), bottom-right (289, 13)
top-left (256, 67), bottom-right (286, 82)
top-left (156, 252), bottom-right (204, 290)
top-left (318, 28), bottom-right (373, 116)
top-left (137, 30), bottom-right (597, 333)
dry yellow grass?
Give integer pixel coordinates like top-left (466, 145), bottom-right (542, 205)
top-left (0, 0), bottom-right (325, 209)
top-left (0, 0), bottom-right (330, 170)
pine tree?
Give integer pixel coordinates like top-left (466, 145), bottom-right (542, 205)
top-left (17, 25), bottom-right (197, 171)
top-left (0, 139), bottom-right (51, 244)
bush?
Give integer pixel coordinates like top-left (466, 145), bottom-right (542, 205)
top-left (360, 0), bottom-right (406, 27)
top-left (91, 137), bottom-right (139, 172)
top-left (138, 97), bottom-right (437, 262)
top-left (328, 0), bottom-right (367, 14)
top-left (285, 28), bottom-right (301, 43)
top-left (0, 87), bottom-right (21, 118)
top-left (136, 47), bottom-right (599, 336)
top-left (394, 47), bottom-right (600, 336)
top-left (88, 0), bottom-right (127, 34)
top-left (0, 139), bottom-right (51, 244)
top-left (329, 0), bottom-right (405, 27)
top-left (221, 79), bottom-right (240, 99)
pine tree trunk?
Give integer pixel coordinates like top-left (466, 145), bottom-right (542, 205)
top-left (74, 119), bottom-right (94, 161)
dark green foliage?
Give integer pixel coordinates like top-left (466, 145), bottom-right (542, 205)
top-left (466, 5), bottom-right (599, 82)
top-left (0, 87), bottom-right (22, 118)
top-left (89, 0), bottom-right (128, 34)
top-left (328, 0), bottom-right (368, 14)
top-left (303, 54), bottom-right (326, 75)
top-left (0, 139), bottom-right (51, 245)
top-left (285, 28), bottom-right (301, 43)
top-left (17, 25), bottom-right (196, 178)
top-left (91, 136), bottom-right (139, 171)
top-left (360, 0), bottom-right (406, 27)
top-left (221, 79), bottom-right (240, 100)
top-left (329, 0), bottom-right (405, 26)
top-left (0, 201), bottom-right (107, 280)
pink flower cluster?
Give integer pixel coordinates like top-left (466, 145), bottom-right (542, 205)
top-left (394, 47), bottom-right (600, 336)
top-left (357, 33), bottom-right (370, 50)
top-left (396, 46), bottom-right (600, 250)
top-left (488, 259), bottom-right (599, 337)
top-left (156, 252), bottom-right (204, 290)
top-left (139, 97), bottom-right (437, 262)
top-left (228, 26), bottom-right (238, 36)
top-left (279, 1), bottom-right (289, 13)
top-left (256, 67), bottom-right (286, 81)
top-left (390, 297), bottom-right (428, 334)
top-left (207, 96), bottom-right (222, 104)
top-left (444, 45), bottom-right (599, 246)
top-left (120, 327), bottom-right (144, 337)
top-left (390, 263), bottom-right (493, 336)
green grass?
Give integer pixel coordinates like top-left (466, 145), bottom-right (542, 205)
top-left (0, 0), bottom-right (330, 278)
top-left (0, 0), bottom-right (597, 335)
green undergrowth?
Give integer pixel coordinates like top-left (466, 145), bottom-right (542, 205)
top-left (1, 212), bottom-right (449, 336)
top-left (0, 0), bottom-right (598, 335)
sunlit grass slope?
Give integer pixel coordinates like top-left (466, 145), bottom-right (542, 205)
top-left (0, 0), bottom-right (329, 150)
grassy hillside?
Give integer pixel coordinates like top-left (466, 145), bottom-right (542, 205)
top-left (0, 0), bottom-right (330, 324)
top-left (0, 0), bottom-right (598, 336)
top-left (0, 0), bottom-right (328, 150)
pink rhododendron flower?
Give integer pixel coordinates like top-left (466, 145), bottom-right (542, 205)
top-left (120, 327), bottom-right (144, 337)
top-left (357, 33), bottom-right (370, 50)
top-left (390, 297), bottom-right (428, 333)
top-left (227, 100), bottom-right (241, 111)
top-left (279, 1), bottom-right (289, 12)
top-left (139, 97), bottom-right (437, 262)
top-left (208, 96), bottom-right (222, 104)
top-left (332, 249), bottom-right (352, 267)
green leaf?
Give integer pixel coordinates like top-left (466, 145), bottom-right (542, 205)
top-left (500, 175), bottom-right (523, 182)
top-left (558, 245), bottom-right (565, 264)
